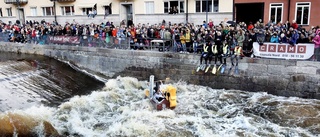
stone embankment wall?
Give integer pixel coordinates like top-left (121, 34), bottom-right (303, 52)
top-left (1, 42), bottom-right (319, 99)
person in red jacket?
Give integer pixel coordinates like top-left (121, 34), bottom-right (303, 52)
top-left (247, 22), bottom-right (254, 31)
top-left (291, 20), bottom-right (298, 29)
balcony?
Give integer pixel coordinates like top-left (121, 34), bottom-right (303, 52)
top-left (50, 0), bottom-right (76, 2)
top-left (4, 0), bottom-right (28, 4)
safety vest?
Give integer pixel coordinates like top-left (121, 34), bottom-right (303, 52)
top-left (204, 44), bottom-right (208, 52)
top-left (223, 44), bottom-right (229, 55)
top-left (234, 46), bottom-right (242, 56)
top-left (212, 45), bottom-right (218, 54)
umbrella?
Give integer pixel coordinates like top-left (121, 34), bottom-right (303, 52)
top-left (226, 21), bottom-right (237, 26)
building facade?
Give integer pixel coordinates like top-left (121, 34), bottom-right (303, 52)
top-left (0, 0), bottom-right (232, 26)
top-left (234, 0), bottom-right (320, 28)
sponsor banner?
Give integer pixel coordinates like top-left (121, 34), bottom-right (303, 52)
top-left (48, 36), bottom-right (80, 44)
top-left (253, 42), bottom-right (315, 60)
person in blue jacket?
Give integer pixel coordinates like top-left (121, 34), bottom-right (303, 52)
top-left (289, 30), bottom-right (299, 46)
top-left (278, 33), bottom-right (288, 44)
top-left (270, 33), bottom-right (279, 43)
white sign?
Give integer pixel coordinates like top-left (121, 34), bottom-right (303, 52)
top-left (253, 42), bottom-right (315, 60)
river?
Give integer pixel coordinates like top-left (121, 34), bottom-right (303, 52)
top-left (0, 52), bottom-right (319, 137)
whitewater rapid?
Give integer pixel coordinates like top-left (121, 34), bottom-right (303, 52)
top-left (6, 76), bottom-right (319, 137)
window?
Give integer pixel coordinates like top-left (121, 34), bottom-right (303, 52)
top-left (30, 7), bottom-right (37, 16)
top-left (104, 3), bottom-right (112, 15)
top-left (6, 8), bottom-right (12, 16)
top-left (61, 6), bottom-right (74, 16)
top-left (164, 0), bottom-right (184, 14)
top-left (145, 1), bottom-right (154, 14)
top-left (213, 0), bottom-right (218, 12)
top-left (0, 8), bottom-right (2, 17)
top-left (195, 0), bottom-right (219, 13)
top-left (42, 7), bottom-right (54, 16)
top-left (82, 8), bottom-right (92, 15)
top-left (269, 3), bottom-right (283, 23)
top-left (196, 1), bottom-right (200, 12)
top-left (202, 0), bottom-right (212, 12)
top-left (295, 2), bottom-right (310, 25)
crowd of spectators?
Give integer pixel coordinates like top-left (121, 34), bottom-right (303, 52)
top-left (0, 19), bottom-right (319, 61)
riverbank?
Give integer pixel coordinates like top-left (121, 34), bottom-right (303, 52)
top-left (0, 42), bottom-right (319, 99)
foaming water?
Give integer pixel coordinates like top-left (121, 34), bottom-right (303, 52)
top-left (22, 76), bottom-right (316, 137)
top-left (0, 52), bottom-right (105, 112)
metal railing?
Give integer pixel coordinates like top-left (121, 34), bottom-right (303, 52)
top-left (50, 0), bottom-right (76, 2)
top-left (0, 32), bottom-right (177, 51)
top-left (4, 0), bottom-right (28, 4)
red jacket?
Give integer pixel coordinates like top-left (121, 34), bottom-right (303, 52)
top-left (291, 23), bottom-right (298, 29)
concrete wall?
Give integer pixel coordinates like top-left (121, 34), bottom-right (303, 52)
top-left (0, 42), bottom-right (319, 99)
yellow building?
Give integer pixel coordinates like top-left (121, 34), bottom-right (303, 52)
top-left (0, 0), bottom-right (232, 25)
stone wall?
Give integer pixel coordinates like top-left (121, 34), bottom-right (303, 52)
top-left (0, 42), bottom-right (319, 99)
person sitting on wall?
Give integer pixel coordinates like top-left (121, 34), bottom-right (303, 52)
top-left (93, 9), bottom-right (97, 18)
top-left (88, 10), bottom-right (92, 18)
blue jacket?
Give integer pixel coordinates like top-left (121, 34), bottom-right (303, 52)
top-left (289, 30), bottom-right (299, 45)
top-left (279, 36), bottom-right (288, 43)
top-left (270, 36), bottom-right (279, 43)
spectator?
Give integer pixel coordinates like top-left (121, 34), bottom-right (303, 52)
top-left (104, 9), bottom-right (109, 19)
top-left (256, 29), bottom-right (265, 45)
top-left (236, 29), bottom-right (245, 47)
top-left (270, 32), bottom-right (279, 43)
top-left (88, 10), bottom-right (92, 18)
top-left (289, 29), bottom-right (299, 46)
top-left (164, 28), bottom-right (172, 51)
top-left (312, 29), bottom-right (320, 61)
top-left (93, 9), bottom-right (97, 18)
top-left (247, 22), bottom-right (254, 31)
top-left (173, 29), bottom-right (180, 52)
top-left (180, 31), bottom-right (187, 53)
top-left (291, 20), bottom-right (298, 30)
top-left (279, 33), bottom-right (288, 44)
top-left (173, 6), bottom-right (178, 14)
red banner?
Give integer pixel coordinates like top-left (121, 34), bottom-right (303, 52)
top-left (48, 36), bottom-right (80, 44)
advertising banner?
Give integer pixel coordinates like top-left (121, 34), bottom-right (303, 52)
top-left (253, 42), bottom-right (315, 60)
top-left (48, 36), bottom-right (80, 45)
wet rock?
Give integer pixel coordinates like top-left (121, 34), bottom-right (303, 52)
top-left (0, 113), bottom-right (59, 136)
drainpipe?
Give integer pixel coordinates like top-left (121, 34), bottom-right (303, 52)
top-left (17, 0), bottom-right (20, 23)
top-left (232, 0), bottom-right (235, 21)
top-left (54, 0), bottom-right (57, 24)
top-left (206, 0), bottom-right (208, 24)
top-left (287, 0), bottom-right (290, 22)
top-left (186, 0), bottom-right (188, 23)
